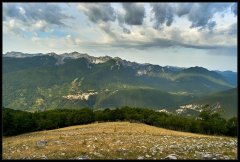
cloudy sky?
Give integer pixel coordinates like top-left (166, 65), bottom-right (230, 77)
top-left (3, 2), bottom-right (238, 72)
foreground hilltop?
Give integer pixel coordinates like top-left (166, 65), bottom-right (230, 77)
top-left (3, 122), bottom-right (237, 160)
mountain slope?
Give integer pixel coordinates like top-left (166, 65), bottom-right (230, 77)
top-left (2, 52), bottom-right (236, 114)
top-left (3, 56), bottom-right (57, 74)
top-left (180, 88), bottom-right (237, 119)
top-left (215, 71), bottom-right (237, 87)
top-left (94, 88), bottom-right (194, 110)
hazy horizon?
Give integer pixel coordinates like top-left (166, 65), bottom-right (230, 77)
top-left (3, 3), bottom-right (237, 72)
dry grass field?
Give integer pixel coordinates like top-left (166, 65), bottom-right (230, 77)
top-left (2, 121), bottom-right (237, 160)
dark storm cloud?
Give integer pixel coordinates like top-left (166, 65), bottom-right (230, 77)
top-left (3, 3), bottom-right (72, 27)
top-left (80, 3), bottom-right (116, 23)
top-left (151, 3), bottom-right (174, 29)
top-left (151, 3), bottom-right (232, 30)
top-left (187, 3), bottom-right (227, 29)
top-left (117, 13), bottom-right (132, 34)
top-left (187, 4), bottom-right (213, 29)
top-left (122, 3), bottom-right (145, 25)
top-left (175, 3), bottom-right (191, 17)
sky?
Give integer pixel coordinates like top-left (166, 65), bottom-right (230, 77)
top-left (2, 2), bottom-right (238, 72)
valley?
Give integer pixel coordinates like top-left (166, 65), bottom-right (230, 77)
top-left (2, 52), bottom-right (237, 119)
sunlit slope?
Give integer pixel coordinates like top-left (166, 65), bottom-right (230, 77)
top-left (183, 88), bottom-right (237, 119)
top-left (3, 56), bottom-right (235, 112)
top-left (2, 122), bottom-right (237, 160)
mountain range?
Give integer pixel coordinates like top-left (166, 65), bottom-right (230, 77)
top-left (2, 51), bottom-right (237, 118)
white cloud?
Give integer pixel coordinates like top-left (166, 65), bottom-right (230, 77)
top-left (32, 20), bottom-right (48, 31)
top-left (18, 6), bottom-right (25, 15)
top-left (2, 3), bottom-right (237, 71)
top-left (3, 18), bottom-right (25, 35)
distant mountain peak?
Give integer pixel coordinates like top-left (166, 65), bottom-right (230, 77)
top-left (3, 51), bottom-right (235, 77)
top-left (58, 52), bottom-right (114, 65)
top-left (5, 51), bottom-right (22, 54)
top-left (113, 56), bottom-right (122, 60)
top-left (47, 52), bottom-right (58, 56)
top-left (4, 51), bottom-right (44, 58)
top-left (5, 51), bottom-right (24, 56)
top-left (62, 52), bottom-right (89, 57)
top-left (183, 66), bottom-right (209, 73)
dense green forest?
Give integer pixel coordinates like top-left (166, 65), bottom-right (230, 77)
top-left (3, 106), bottom-right (237, 137)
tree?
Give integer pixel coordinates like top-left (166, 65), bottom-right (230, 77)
top-left (226, 117), bottom-right (237, 136)
top-left (3, 108), bottom-right (16, 135)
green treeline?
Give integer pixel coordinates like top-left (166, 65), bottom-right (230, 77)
top-left (3, 107), bottom-right (237, 137)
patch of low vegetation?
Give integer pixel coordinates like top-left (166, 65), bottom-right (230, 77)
top-left (2, 122), bottom-right (237, 160)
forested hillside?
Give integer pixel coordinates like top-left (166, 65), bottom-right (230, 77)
top-left (3, 52), bottom-right (237, 118)
top-left (3, 107), bottom-right (237, 137)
